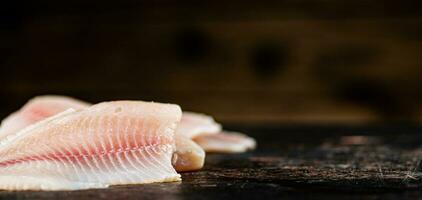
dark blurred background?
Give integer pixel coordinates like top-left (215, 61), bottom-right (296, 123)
top-left (1, 0), bottom-right (422, 126)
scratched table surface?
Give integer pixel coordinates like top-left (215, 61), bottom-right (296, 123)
top-left (3, 125), bottom-right (422, 200)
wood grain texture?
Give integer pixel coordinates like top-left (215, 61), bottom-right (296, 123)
top-left (2, 125), bottom-right (422, 199)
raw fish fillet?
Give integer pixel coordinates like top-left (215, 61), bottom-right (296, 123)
top-left (175, 112), bottom-right (222, 138)
top-left (173, 135), bottom-right (205, 172)
top-left (0, 96), bottom-right (219, 141)
top-left (0, 96), bottom-right (208, 171)
top-left (0, 95), bottom-right (89, 142)
top-left (193, 131), bottom-right (256, 153)
top-left (0, 101), bottom-right (182, 190)
top-left (175, 112), bottom-right (256, 153)
top-left (0, 95), bottom-right (256, 172)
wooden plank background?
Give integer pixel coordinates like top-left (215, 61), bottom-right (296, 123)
top-left (1, 0), bottom-right (422, 125)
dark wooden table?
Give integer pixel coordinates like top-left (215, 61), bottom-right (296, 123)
top-left (3, 125), bottom-right (422, 199)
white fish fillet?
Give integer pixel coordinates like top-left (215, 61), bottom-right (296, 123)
top-left (0, 101), bottom-right (182, 190)
top-left (0, 95), bottom-right (256, 172)
top-left (177, 112), bottom-right (256, 154)
top-left (0, 95), bottom-right (89, 141)
top-left (193, 131), bottom-right (256, 153)
top-left (0, 96), bottom-right (220, 140)
top-left (173, 135), bottom-right (205, 172)
top-left (175, 112), bottom-right (222, 138)
top-left (0, 96), bottom-right (208, 172)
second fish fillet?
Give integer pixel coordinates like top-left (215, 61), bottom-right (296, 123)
top-left (0, 95), bottom-right (89, 141)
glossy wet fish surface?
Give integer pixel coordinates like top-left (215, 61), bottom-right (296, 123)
top-left (0, 101), bottom-right (182, 190)
top-left (0, 95), bottom-right (257, 191)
